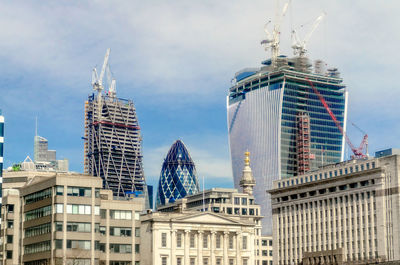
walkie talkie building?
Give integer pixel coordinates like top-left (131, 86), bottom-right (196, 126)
top-left (227, 57), bottom-right (347, 235)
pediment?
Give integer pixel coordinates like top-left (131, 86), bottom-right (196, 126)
top-left (172, 212), bottom-right (243, 225)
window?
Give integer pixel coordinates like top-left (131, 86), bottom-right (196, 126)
top-left (135, 228), bottom-right (140, 237)
top-left (6, 251), bottom-right (12, 259)
top-left (203, 234), bottom-right (208, 248)
top-left (229, 235), bottom-right (234, 249)
top-left (242, 259), bottom-right (248, 265)
top-left (100, 226), bottom-right (106, 235)
top-left (216, 258), bottom-right (222, 265)
top-left (100, 209), bottom-right (106, 219)
top-left (203, 258), bottom-right (209, 265)
top-left (229, 259), bottom-right (234, 265)
top-left (110, 210), bottom-right (132, 220)
top-left (177, 257), bottom-right (182, 265)
top-left (227, 207), bottom-right (232, 214)
top-left (242, 208), bottom-right (247, 215)
top-left (242, 236), bottom-right (247, 250)
top-left (25, 223), bottom-right (51, 237)
top-left (55, 204), bottom-right (64, 213)
top-left (162, 257), bottom-right (167, 265)
top-left (216, 234), bottom-right (221, 248)
top-left (7, 235), bottom-right (13, 243)
top-left (234, 197), bottom-right (240, 205)
top-left (109, 244), bottom-right (131, 253)
top-left (190, 258), bottom-right (195, 265)
top-left (25, 188), bottom-right (52, 204)
top-left (25, 206), bottom-right (51, 221)
top-left (67, 240), bottom-right (91, 250)
top-left (177, 232), bottom-right (182, 247)
top-left (135, 211), bottom-right (140, 220)
top-left (67, 222), bottom-right (91, 233)
top-left (95, 188), bottom-right (100, 198)
top-left (241, 198), bottom-right (247, 205)
top-left (56, 186), bottom-right (64, 195)
top-left (190, 234), bottom-right (195, 248)
top-left (25, 241), bottom-right (51, 254)
top-left (135, 244), bottom-right (140, 253)
top-left (55, 239), bottom-right (63, 249)
top-left (67, 187), bottom-right (91, 197)
top-left (7, 220), bottom-right (13, 229)
top-left (94, 206), bottom-right (100, 215)
top-left (110, 227), bottom-right (132, 237)
top-left (162, 233), bottom-right (167, 247)
top-left (66, 204), bottom-right (91, 215)
top-left (55, 222), bottom-right (63, 231)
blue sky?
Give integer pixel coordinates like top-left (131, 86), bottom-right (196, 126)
top-left (1, 0), bottom-right (399, 191)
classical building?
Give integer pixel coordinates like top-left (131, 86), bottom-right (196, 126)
top-left (156, 140), bottom-right (200, 208)
top-left (0, 173), bottom-right (144, 265)
top-left (268, 152), bottom-right (400, 265)
top-left (154, 152), bottom-right (270, 265)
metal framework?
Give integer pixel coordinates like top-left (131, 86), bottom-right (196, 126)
top-left (296, 112), bottom-right (311, 175)
top-left (84, 94), bottom-right (146, 198)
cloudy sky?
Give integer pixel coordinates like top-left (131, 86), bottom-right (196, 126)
top-left (1, 0), bottom-right (399, 190)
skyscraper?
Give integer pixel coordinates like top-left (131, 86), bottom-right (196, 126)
top-left (0, 110), bottom-right (4, 207)
top-left (84, 49), bottom-right (147, 200)
top-left (227, 19), bottom-right (347, 235)
top-left (156, 140), bottom-right (200, 208)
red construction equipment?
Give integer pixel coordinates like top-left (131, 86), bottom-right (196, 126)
top-left (305, 78), bottom-right (368, 159)
top-left (297, 112), bottom-right (311, 175)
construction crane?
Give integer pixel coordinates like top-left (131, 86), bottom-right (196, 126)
top-left (92, 48), bottom-right (111, 103)
top-left (261, 0), bottom-right (289, 67)
top-left (305, 78), bottom-right (368, 159)
top-left (291, 12), bottom-right (325, 57)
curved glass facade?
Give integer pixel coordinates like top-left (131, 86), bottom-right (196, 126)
top-left (156, 140), bottom-right (200, 208)
top-left (228, 65), bottom-right (347, 235)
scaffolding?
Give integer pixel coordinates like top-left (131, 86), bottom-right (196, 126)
top-left (84, 94), bottom-right (146, 198)
top-left (296, 112), bottom-right (311, 175)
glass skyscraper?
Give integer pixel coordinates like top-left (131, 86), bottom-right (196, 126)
top-left (156, 140), bottom-right (200, 208)
top-left (227, 57), bottom-right (347, 235)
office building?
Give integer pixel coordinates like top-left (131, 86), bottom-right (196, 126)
top-left (33, 133), bottom-right (69, 172)
top-left (227, 29), bottom-right (347, 235)
top-left (156, 140), bottom-right (200, 208)
top-left (1, 173), bottom-right (144, 265)
top-left (268, 152), bottom-right (400, 264)
top-left (84, 50), bottom-right (147, 200)
top-left (0, 110), bottom-right (4, 209)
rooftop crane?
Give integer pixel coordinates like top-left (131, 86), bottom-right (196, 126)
top-left (305, 78), bottom-right (368, 159)
top-left (92, 48), bottom-right (111, 103)
top-left (291, 12), bottom-right (325, 57)
top-left (261, 0), bottom-right (290, 67)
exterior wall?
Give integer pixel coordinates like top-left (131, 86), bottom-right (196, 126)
top-left (0, 173), bottom-right (144, 265)
top-left (260, 236), bottom-right (273, 265)
top-left (84, 94), bottom-right (147, 200)
top-left (228, 67), bottom-right (346, 235)
top-left (141, 211), bottom-right (257, 265)
top-left (269, 155), bottom-right (400, 264)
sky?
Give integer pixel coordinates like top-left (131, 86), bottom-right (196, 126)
top-left (0, 0), bottom-right (399, 191)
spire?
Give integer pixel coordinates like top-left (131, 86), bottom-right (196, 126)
top-left (239, 151), bottom-right (256, 195)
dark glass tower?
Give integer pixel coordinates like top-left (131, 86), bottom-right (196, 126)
top-left (156, 140), bottom-right (200, 208)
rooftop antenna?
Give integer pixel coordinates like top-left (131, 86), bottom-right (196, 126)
top-left (261, 0), bottom-right (290, 68)
top-left (291, 12), bottom-right (326, 57)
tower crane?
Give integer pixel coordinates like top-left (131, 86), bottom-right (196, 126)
top-left (291, 12), bottom-right (325, 57)
top-left (261, 0), bottom-right (290, 67)
top-left (92, 48), bottom-right (111, 103)
top-left (305, 78), bottom-right (368, 159)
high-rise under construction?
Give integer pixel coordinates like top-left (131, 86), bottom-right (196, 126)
top-left (84, 49), bottom-right (147, 199)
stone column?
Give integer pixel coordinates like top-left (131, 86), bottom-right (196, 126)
top-left (236, 231), bottom-right (241, 265)
top-left (171, 230), bottom-right (177, 265)
top-left (197, 231), bottom-right (203, 265)
top-left (185, 230), bottom-right (190, 265)
top-left (210, 231), bottom-right (216, 264)
top-left (223, 231), bottom-right (229, 265)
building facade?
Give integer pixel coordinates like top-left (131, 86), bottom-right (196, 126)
top-left (269, 153), bottom-right (400, 265)
top-left (0, 110), bottom-right (4, 208)
top-left (84, 92), bottom-right (147, 200)
top-left (227, 57), bottom-right (347, 234)
top-left (156, 140), bottom-right (200, 208)
top-left (0, 173), bottom-right (144, 265)
top-left (33, 134), bottom-right (69, 172)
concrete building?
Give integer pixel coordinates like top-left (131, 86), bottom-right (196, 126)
top-left (34, 135), bottom-right (68, 172)
top-left (154, 152), bottom-right (272, 265)
top-left (269, 153), bottom-right (400, 265)
top-left (0, 173), bottom-right (144, 265)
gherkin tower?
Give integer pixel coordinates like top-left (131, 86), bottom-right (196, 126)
top-left (156, 140), bottom-right (200, 208)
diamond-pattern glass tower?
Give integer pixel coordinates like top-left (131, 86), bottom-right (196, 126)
top-left (156, 140), bottom-right (200, 208)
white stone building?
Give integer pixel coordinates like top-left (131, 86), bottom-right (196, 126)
top-left (268, 153), bottom-right (400, 265)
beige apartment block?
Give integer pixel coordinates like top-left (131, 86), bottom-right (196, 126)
top-left (269, 154), bottom-right (400, 265)
top-left (0, 173), bottom-right (144, 265)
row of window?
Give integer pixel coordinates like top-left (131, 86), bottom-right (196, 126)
top-left (25, 223), bottom-right (51, 238)
top-left (24, 241), bottom-right (51, 254)
top-left (55, 204), bottom-right (100, 215)
top-left (56, 186), bottom-right (100, 198)
top-left (25, 188), bottom-right (52, 204)
top-left (162, 232), bottom-right (247, 250)
top-left (25, 206), bottom-right (52, 221)
top-left (278, 162), bottom-right (376, 189)
top-left (167, 257), bottom-right (248, 265)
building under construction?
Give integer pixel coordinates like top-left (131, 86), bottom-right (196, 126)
top-left (84, 49), bottom-right (147, 200)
